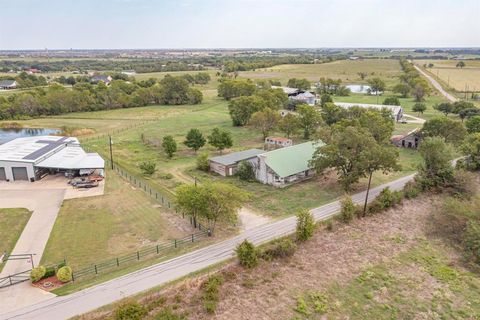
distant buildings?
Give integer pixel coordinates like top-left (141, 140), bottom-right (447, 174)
top-left (265, 136), bottom-right (292, 150)
top-left (272, 86), bottom-right (316, 106)
top-left (391, 129), bottom-right (421, 149)
top-left (334, 102), bottom-right (403, 122)
top-left (0, 80), bottom-right (17, 90)
top-left (209, 149), bottom-right (264, 177)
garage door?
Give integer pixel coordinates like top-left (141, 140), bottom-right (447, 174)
top-left (0, 168), bottom-right (6, 181)
top-left (12, 167), bottom-right (29, 181)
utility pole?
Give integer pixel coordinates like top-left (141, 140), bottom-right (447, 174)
top-left (109, 135), bottom-right (114, 170)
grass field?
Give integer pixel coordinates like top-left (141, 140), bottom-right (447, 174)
top-left (415, 59), bottom-right (480, 92)
top-left (41, 169), bottom-right (192, 270)
top-left (0, 208), bottom-right (32, 272)
top-left (239, 59), bottom-right (403, 87)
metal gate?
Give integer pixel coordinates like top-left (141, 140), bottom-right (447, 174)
top-left (0, 167), bottom-right (6, 181)
top-left (0, 270), bottom-right (30, 288)
top-left (12, 167), bottom-right (28, 181)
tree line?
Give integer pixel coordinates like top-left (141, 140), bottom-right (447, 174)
top-left (0, 75), bottom-right (203, 120)
top-left (393, 59), bottom-right (431, 101)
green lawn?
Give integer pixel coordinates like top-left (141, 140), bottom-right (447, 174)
top-left (300, 240), bottom-right (480, 319)
top-left (41, 169), bottom-right (191, 270)
top-left (239, 59), bottom-right (403, 87)
top-left (0, 208), bottom-right (32, 272)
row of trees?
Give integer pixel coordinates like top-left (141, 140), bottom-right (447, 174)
top-left (0, 72), bottom-right (48, 88)
top-left (0, 75), bottom-right (203, 120)
top-left (316, 77), bottom-right (351, 96)
top-left (393, 59), bottom-right (431, 101)
top-left (433, 101), bottom-right (478, 120)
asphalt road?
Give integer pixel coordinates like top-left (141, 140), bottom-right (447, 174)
top-left (414, 65), bottom-right (458, 102)
top-left (1, 174), bottom-right (415, 320)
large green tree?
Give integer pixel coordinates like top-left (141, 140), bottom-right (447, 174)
top-left (417, 137), bottom-right (454, 190)
top-left (250, 108), bottom-right (280, 139)
top-left (227, 96), bottom-right (266, 126)
top-left (279, 113), bottom-right (300, 138)
top-left (367, 77), bottom-right (386, 103)
top-left (184, 128), bottom-right (206, 152)
top-left (466, 116), bottom-right (480, 134)
top-left (461, 133), bottom-right (480, 170)
top-left (162, 135), bottom-right (177, 158)
top-left (297, 104), bottom-right (322, 139)
top-left (208, 127), bottom-right (233, 153)
top-left (421, 117), bottom-right (467, 144)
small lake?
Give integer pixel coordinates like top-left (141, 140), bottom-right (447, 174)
top-left (0, 128), bottom-right (60, 144)
top-left (346, 84), bottom-right (372, 94)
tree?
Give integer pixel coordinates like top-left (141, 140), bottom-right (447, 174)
top-left (208, 127), bottom-right (233, 153)
top-left (412, 102), bottom-right (427, 115)
top-left (217, 79), bottom-right (256, 100)
top-left (287, 78), bottom-right (311, 90)
top-left (320, 102), bottom-right (347, 126)
top-left (367, 77), bottom-right (386, 103)
top-left (250, 108), bottom-right (280, 139)
top-left (162, 135), bottom-right (177, 158)
top-left (357, 72), bottom-right (368, 80)
top-left (237, 161), bottom-right (256, 181)
top-left (456, 61), bottom-right (466, 68)
top-left (159, 75), bottom-right (191, 105)
top-left (227, 95), bottom-right (266, 126)
top-left (459, 108), bottom-right (480, 121)
top-left (393, 83), bottom-right (411, 98)
top-left (383, 97), bottom-right (400, 106)
top-left (340, 196), bottom-right (356, 223)
top-left (421, 117), bottom-right (467, 144)
top-left (320, 94), bottom-right (333, 107)
top-left (202, 183), bottom-right (248, 234)
top-left (279, 113), bottom-right (300, 138)
top-left (139, 161), bottom-right (156, 175)
top-left (412, 81), bottom-right (430, 102)
top-left (176, 184), bottom-right (207, 228)
top-left (184, 128), bottom-right (206, 152)
top-left (296, 209), bottom-right (315, 241)
top-left (236, 240), bottom-right (258, 268)
top-left (466, 116), bottom-right (480, 134)
top-left (461, 133), bottom-right (480, 170)
top-left (452, 101), bottom-right (476, 118)
top-left (196, 152), bottom-right (210, 171)
top-left (297, 104), bottom-right (322, 139)
top-left (434, 102), bottom-right (453, 116)
top-left (417, 136), bottom-right (454, 190)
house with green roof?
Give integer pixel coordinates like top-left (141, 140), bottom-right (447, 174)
top-left (256, 141), bottom-right (323, 187)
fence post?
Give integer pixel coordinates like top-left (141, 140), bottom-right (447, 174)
top-left (9, 275), bottom-right (12, 286)
top-left (192, 234), bottom-right (194, 242)
top-left (71, 272), bottom-right (75, 282)
top-left (156, 244), bottom-right (159, 254)
top-left (137, 251), bottom-right (140, 260)
top-left (174, 239), bottom-right (177, 248)
top-left (94, 265), bottom-right (98, 274)
top-left (116, 258), bottom-right (119, 267)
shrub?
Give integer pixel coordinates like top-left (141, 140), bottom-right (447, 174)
top-left (368, 187), bottom-right (400, 214)
top-left (263, 238), bottom-right (296, 260)
top-left (236, 240), bottom-right (258, 268)
top-left (339, 196), bottom-right (355, 223)
top-left (403, 181), bottom-right (421, 199)
top-left (44, 265), bottom-right (56, 278)
top-left (160, 173), bottom-right (173, 180)
top-left (383, 97), bottom-right (401, 106)
top-left (139, 161), bottom-right (157, 175)
top-left (56, 266), bottom-right (73, 283)
top-left (296, 209), bottom-right (315, 241)
top-left (450, 169), bottom-right (477, 199)
top-left (465, 220), bottom-right (480, 263)
top-left (154, 308), bottom-right (186, 320)
top-left (237, 161), bottom-right (256, 181)
top-left (202, 275), bottom-right (224, 314)
top-left (196, 152), bottom-right (210, 172)
top-left (30, 266), bottom-right (46, 282)
top-left (115, 301), bottom-right (147, 320)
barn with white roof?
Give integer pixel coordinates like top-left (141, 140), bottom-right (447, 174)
top-left (0, 136), bottom-right (104, 182)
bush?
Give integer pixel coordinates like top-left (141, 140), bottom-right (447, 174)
top-left (237, 161), bottom-right (255, 181)
top-left (383, 96), bottom-right (401, 106)
top-left (450, 169), bottom-right (477, 199)
top-left (465, 220), bottom-right (480, 263)
top-left (139, 161), bottom-right (157, 175)
top-left (339, 196), bottom-right (355, 223)
top-left (263, 238), bottom-right (296, 260)
top-left (44, 265), bottom-right (56, 278)
top-left (236, 240), bottom-right (258, 268)
top-left (403, 181), bottom-right (421, 199)
top-left (56, 266), bottom-right (72, 283)
top-left (160, 173), bottom-right (173, 180)
top-left (296, 209), bottom-right (315, 241)
top-left (202, 275), bottom-right (224, 314)
top-left (154, 308), bottom-right (186, 320)
top-left (196, 152), bottom-right (210, 172)
top-left (115, 301), bottom-right (147, 320)
top-left (30, 266), bottom-right (46, 282)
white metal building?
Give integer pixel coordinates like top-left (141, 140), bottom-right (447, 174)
top-left (334, 102), bottom-right (403, 122)
top-left (0, 136), bottom-right (104, 182)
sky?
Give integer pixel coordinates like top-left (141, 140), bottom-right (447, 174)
top-left (0, 0), bottom-right (479, 49)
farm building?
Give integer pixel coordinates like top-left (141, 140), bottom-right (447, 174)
top-left (265, 136), bottom-right (292, 150)
top-left (0, 136), bottom-right (104, 182)
top-left (209, 149), bottom-right (264, 177)
top-left (334, 102), bottom-right (403, 122)
top-left (272, 86), bottom-right (316, 106)
top-left (0, 79), bottom-right (17, 89)
top-left (256, 141), bottom-right (323, 187)
top-left (391, 128), bottom-right (421, 149)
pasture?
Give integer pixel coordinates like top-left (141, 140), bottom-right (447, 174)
top-left (415, 59), bottom-right (480, 92)
top-left (239, 59), bottom-right (402, 87)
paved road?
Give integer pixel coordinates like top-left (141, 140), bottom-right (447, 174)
top-left (414, 65), bottom-right (458, 102)
top-left (1, 174), bottom-right (414, 320)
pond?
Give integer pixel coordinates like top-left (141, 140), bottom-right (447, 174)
top-left (346, 84), bottom-right (372, 94)
top-left (0, 127), bottom-right (60, 144)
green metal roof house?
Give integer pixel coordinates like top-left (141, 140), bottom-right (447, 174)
top-left (257, 141), bottom-right (324, 187)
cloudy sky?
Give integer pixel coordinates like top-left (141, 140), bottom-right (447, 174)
top-left (0, 0), bottom-right (478, 49)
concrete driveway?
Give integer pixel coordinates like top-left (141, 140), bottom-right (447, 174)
top-left (0, 175), bottom-right (104, 314)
